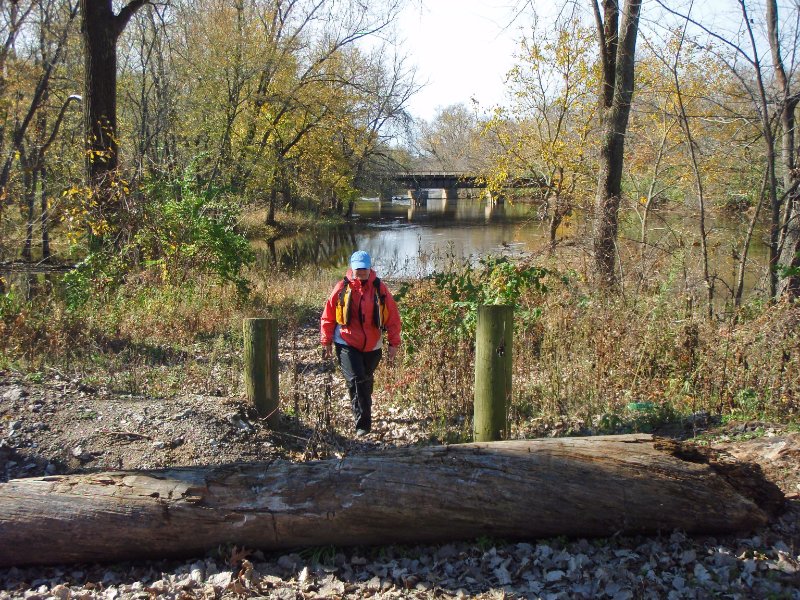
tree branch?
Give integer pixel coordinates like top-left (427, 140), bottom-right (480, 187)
top-left (114, 0), bottom-right (150, 38)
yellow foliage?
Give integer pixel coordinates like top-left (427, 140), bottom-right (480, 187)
top-left (483, 16), bottom-right (599, 203)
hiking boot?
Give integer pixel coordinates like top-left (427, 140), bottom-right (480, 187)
top-left (356, 428), bottom-right (370, 437)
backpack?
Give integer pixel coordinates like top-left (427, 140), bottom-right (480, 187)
top-left (335, 276), bottom-right (388, 329)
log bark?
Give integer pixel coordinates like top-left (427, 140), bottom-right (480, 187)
top-left (0, 435), bottom-right (784, 567)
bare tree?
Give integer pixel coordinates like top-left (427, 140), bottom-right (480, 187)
top-left (341, 47), bottom-right (418, 199)
top-left (0, 0), bottom-right (79, 261)
top-left (172, 0), bottom-right (408, 223)
top-left (657, 0), bottom-right (800, 300)
top-left (418, 103), bottom-right (487, 172)
top-left (119, 3), bottom-right (178, 178)
top-left (484, 12), bottom-right (598, 251)
top-left (769, 0), bottom-right (800, 298)
top-left (668, 8), bottom-right (714, 317)
top-left (0, 1), bottom-right (76, 208)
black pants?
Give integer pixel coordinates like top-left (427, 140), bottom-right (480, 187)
top-left (335, 343), bottom-right (382, 431)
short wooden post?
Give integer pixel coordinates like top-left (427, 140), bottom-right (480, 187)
top-left (243, 318), bottom-right (280, 428)
top-left (473, 305), bottom-right (513, 442)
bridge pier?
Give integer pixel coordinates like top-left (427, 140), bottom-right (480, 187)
top-left (443, 188), bottom-right (461, 201)
top-left (408, 189), bottom-right (428, 206)
top-left (485, 190), bottom-right (505, 205)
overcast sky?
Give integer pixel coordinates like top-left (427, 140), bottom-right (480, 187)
top-left (394, 0), bottom-right (751, 124)
top-left (396, 0), bottom-right (521, 122)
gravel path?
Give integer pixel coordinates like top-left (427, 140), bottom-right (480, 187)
top-left (1, 511), bottom-right (798, 599)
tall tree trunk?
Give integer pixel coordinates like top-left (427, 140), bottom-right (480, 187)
top-left (735, 2), bottom-right (780, 299)
top-left (80, 0), bottom-right (148, 237)
top-left (767, 0), bottom-right (800, 298)
top-left (40, 166), bottom-right (50, 260)
top-left (777, 177), bottom-right (800, 298)
top-left (734, 171), bottom-right (769, 306)
top-left (548, 210), bottom-right (560, 250)
top-left (765, 132), bottom-right (781, 300)
top-left (22, 157), bottom-right (35, 261)
top-left (267, 187), bottom-right (277, 225)
top-left (775, 97), bottom-right (800, 298)
top-left (281, 172), bottom-right (293, 212)
top-left (82, 0), bottom-right (119, 185)
top-left (547, 168), bottom-right (566, 251)
top-left (592, 0), bottom-right (642, 286)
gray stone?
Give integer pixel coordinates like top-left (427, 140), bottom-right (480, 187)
top-left (3, 387), bottom-right (27, 402)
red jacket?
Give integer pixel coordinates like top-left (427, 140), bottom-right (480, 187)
top-left (321, 268), bottom-right (401, 351)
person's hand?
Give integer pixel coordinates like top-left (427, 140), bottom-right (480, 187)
top-left (322, 344), bottom-right (333, 360)
top-left (387, 345), bottom-right (398, 363)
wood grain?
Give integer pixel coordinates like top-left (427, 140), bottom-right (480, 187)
top-left (0, 435), bottom-right (784, 567)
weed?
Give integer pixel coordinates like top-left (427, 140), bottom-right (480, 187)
top-left (2, 242), bottom-right (798, 448)
top-left (25, 371), bottom-right (44, 384)
top-left (387, 256), bottom-right (799, 441)
top-left (475, 535), bottom-right (507, 552)
top-left (298, 544), bottom-right (338, 567)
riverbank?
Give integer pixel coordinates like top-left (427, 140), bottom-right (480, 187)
top-left (1, 320), bottom-right (799, 598)
top-left (2, 246), bottom-right (799, 597)
top-left (237, 207), bottom-right (347, 242)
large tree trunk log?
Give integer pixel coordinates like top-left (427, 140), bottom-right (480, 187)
top-left (0, 435), bottom-right (784, 567)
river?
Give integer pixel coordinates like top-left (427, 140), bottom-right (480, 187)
top-left (3, 195), bottom-right (770, 303)
top-left (255, 196), bottom-right (771, 301)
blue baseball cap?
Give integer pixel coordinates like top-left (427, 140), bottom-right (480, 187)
top-left (350, 250), bottom-right (371, 270)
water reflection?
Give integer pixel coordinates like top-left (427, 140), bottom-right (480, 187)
top-left (0, 197), bottom-right (770, 303)
top-left (252, 226), bottom-right (359, 274)
top-left (253, 197), bottom-right (771, 299)
top-left (0, 271), bottom-right (58, 301)
top-left (362, 195), bottom-right (534, 226)
top-left (252, 197), bottom-right (548, 278)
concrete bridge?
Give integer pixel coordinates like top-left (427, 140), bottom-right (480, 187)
top-left (389, 171), bottom-right (488, 204)
top-left (390, 171), bottom-right (543, 204)
top-left (392, 171), bottom-right (484, 190)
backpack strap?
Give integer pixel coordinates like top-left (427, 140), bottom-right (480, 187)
top-left (336, 277), bottom-right (352, 325)
top-left (373, 277), bottom-right (388, 329)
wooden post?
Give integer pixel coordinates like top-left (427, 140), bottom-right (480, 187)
top-left (243, 318), bottom-right (280, 428)
top-left (474, 305), bottom-right (513, 441)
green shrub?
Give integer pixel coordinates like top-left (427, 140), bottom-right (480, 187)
top-left (64, 171), bottom-right (254, 310)
top-left (63, 251), bottom-right (127, 310)
top-left (397, 256), bottom-right (555, 354)
top-left (136, 174), bottom-right (253, 294)
top-left (0, 289), bottom-right (22, 324)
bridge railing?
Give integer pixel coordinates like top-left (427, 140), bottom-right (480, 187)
top-left (393, 171), bottom-right (476, 178)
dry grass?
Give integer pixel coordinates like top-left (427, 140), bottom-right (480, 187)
top-left (378, 260), bottom-right (800, 441)
top-left (237, 206), bottom-right (343, 240)
top-left (2, 252), bottom-right (798, 443)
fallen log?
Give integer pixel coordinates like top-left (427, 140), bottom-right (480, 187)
top-left (0, 434), bottom-right (784, 567)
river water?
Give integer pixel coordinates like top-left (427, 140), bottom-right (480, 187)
top-left (3, 195), bottom-right (769, 302)
top-left (256, 196), bottom-right (770, 299)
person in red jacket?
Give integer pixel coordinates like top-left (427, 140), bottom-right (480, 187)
top-left (321, 250), bottom-right (402, 436)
